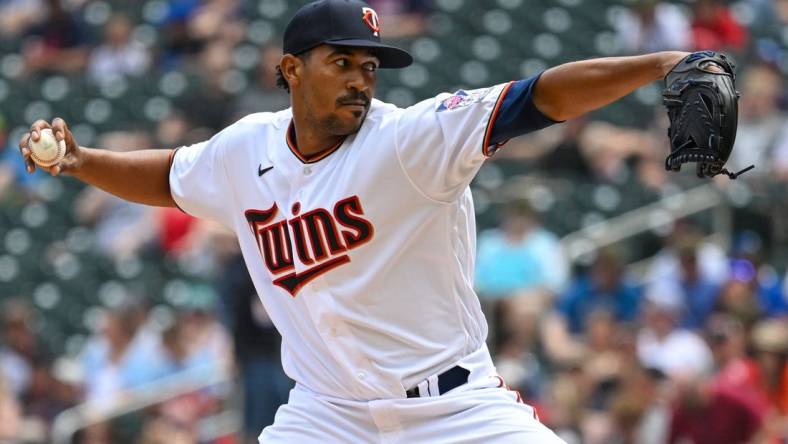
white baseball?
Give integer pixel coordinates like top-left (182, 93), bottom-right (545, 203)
top-left (29, 128), bottom-right (66, 168)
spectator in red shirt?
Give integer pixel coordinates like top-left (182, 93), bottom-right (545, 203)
top-left (690, 0), bottom-right (748, 51)
top-left (705, 316), bottom-right (788, 443)
top-left (669, 374), bottom-right (763, 444)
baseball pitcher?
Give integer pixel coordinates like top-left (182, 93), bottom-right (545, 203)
top-left (18, 0), bottom-right (741, 442)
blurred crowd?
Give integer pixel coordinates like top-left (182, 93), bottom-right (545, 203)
top-left (0, 0), bottom-right (786, 443)
top-left (477, 204), bottom-right (788, 444)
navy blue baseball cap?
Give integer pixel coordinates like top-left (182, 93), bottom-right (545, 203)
top-left (283, 0), bottom-right (413, 69)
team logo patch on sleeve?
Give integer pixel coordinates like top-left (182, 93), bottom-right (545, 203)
top-left (436, 88), bottom-right (492, 112)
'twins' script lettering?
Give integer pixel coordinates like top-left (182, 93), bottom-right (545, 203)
top-left (245, 196), bottom-right (374, 296)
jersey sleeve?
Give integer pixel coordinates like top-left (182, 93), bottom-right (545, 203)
top-left (169, 130), bottom-right (234, 228)
top-left (394, 74), bottom-right (558, 202)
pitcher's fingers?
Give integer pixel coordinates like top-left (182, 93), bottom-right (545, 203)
top-left (18, 132), bottom-right (30, 151)
top-left (51, 117), bottom-right (68, 142)
top-left (18, 133), bottom-right (36, 173)
top-left (49, 161), bottom-right (71, 176)
top-left (30, 119), bottom-right (51, 142)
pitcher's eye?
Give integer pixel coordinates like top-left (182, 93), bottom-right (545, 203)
top-left (335, 58), bottom-right (348, 67)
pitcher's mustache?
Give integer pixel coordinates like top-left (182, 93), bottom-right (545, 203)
top-left (338, 92), bottom-right (370, 106)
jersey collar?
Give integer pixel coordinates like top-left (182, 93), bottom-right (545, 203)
top-left (286, 120), bottom-right (346, 164)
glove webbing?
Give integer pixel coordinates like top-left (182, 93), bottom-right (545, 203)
top-left (665, 139), bottom-right (754, 179)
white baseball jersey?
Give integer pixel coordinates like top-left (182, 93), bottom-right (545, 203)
top-left (170, 80), bottom-right (548, 401)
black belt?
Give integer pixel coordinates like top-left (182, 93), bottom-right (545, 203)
top-left (406, 365), bottom-right (470, 398)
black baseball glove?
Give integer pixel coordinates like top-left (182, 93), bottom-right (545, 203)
top-left (662, 50), bottom-right (752, 179)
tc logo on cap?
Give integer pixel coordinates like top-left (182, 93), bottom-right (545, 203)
top-left (362, 7), bottom-right (380, 36)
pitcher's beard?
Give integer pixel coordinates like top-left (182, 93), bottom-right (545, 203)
top-left (320, 109), bottom-right (367, 136)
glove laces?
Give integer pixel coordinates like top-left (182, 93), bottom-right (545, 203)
top-left (716, 165), bottom-right (754, 179)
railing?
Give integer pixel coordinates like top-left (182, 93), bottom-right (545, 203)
top-left (559, 183), bottom-right (732, 263)
top-left (50, 364), bottom-right (238, 444)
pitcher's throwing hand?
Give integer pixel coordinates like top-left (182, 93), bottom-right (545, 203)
top-left (19, 118), bottom-right (81, 176)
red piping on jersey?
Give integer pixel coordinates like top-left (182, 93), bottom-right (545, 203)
top-left (286, 121), bottom-right (346, 164)
top-left (481, 81), bottom-right (514, 157)
top-left (493, 375), bottom-right (527, 406)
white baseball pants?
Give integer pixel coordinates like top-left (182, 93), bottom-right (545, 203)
top-left (259, 377), bottom-right (566, 443)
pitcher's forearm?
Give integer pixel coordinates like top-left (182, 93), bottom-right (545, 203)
top-left (72, 148), bottom-right (176, 207)
top-left (533, 52), bottom-right (688, 121)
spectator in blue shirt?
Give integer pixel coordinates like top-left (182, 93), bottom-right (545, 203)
top-left (476, 201), bottom-right (568, 300)
top-left (675, 239), bottom-right (721, 329)
top-left (645, 236), bottom-right (721, 330)
top-left (558, 247), bottom-right (642, 335)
